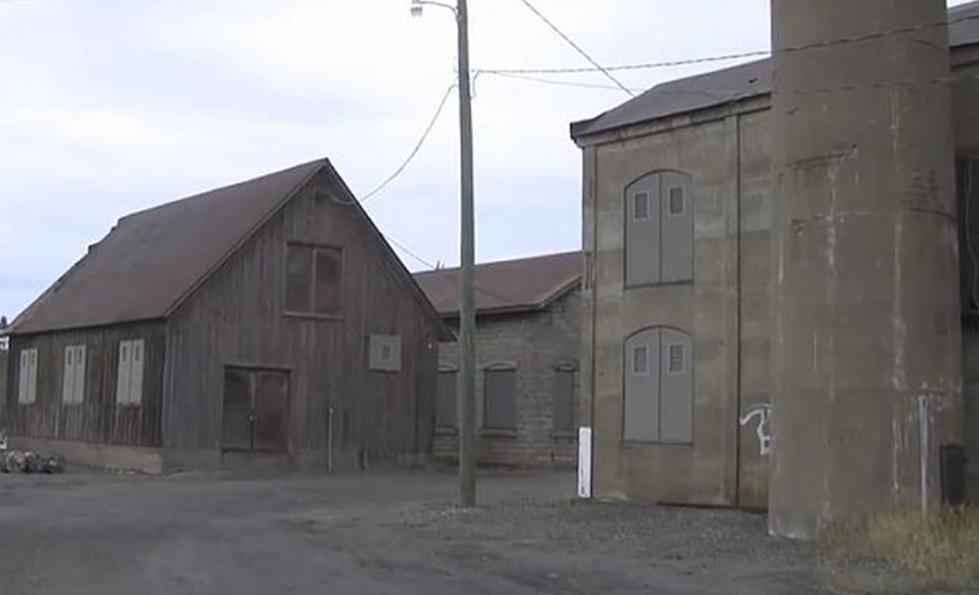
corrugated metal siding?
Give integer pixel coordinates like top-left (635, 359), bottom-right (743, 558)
top-left (4, 321), bottom-right (165, 447)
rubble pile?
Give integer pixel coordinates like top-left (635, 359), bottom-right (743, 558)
top-left (0, 450), bottom-right (66, 474)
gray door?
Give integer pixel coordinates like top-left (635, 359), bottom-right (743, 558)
top-left (659, 328), bottom-right (693, 443)
top-left (625, 173), bottom-right (661, 286)
top-left (660, 171), bottom-right (694, 283)
top-left (624, 328), bottom-right (661, 441)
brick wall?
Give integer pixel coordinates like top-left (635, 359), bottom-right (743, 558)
top-left (434, 287), bottom-right (581, 467)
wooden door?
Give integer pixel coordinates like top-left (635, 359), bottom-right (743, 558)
top-left (221, 367), bottom-right (289, 452)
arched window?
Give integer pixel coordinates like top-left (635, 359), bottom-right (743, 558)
top-left (623, 327), bottom-right (693, 443)
top-left (625, 171), bottom-right (693, 287)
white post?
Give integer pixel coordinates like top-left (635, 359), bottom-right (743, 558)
top-left (577, 427), bottom-right (593, 499)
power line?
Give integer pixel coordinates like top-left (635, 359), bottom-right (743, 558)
top-left (383, 233), bottom-right (524, 306)
top-left (482, 50), bottom-right (771, 75)
top-left (514, 0), bottom-right (635, 97)
top-left (482, 70), bottom-right (646, 93)
top-left (481, 11), bottom-right (979, 76)
top-left (360, 84), bottom-right (456, 203)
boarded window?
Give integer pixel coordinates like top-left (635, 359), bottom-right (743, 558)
top-left (436, 370), bottom-right (457, 429)
top-left (314, 247), bottom-right (342, 315)
top-left (368, 334), bottom-right (401, 372)
top-left (285, 243), bottom-right (342, 316)
top-left (62, 344), bottom-right (87, 404)
top-left (552, 368), bottom-right (576, 433)
top-left (625, 171), bottom-right (693, 286)
top-left (221, 367), bottom-right (290, 452)
top-left (483, 367), bottom-right (517, 430)
top-left (116, 339), bottom-right (145, 405)
top-left (285, 244), bottom-right (313, 313)
top-left (623, 328), bottom-right (693, 443)
top-left (18, 348), bottom-right (38, 405)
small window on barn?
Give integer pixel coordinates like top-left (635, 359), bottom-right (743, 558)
top-left (483, 366), bottom-right (517, 431)
top-left (436, 369), bottom-right (457, 429)
top-left (368, 334), bottom-right (401, 372)
top-left (62, 344), bottom-right (87, 405)
top-left (116, 339), bottom-right (145, 406)
top-left (285, 243), bottom-right (342, 317)
top-left (18, 348), bottom-right (38, 405)
top-left (552, 367), bottom-right (576, 434)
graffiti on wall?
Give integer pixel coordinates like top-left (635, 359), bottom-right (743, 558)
top-left (740, 403), bottom-right (772, 456)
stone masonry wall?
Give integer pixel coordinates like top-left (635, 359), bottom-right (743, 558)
top-left (434, 288), bottom-right (581, 467)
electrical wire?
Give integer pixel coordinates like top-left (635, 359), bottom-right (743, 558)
top-left (482, 70), bottom-right (646, 93)
top-left (359, 83), bottom-right (456, 203)
top-left (480, 11), bottom-right (979, 76)
top-left (514, 0), bottom-right (635, 96)
top-left (383, 233), bottom-right (524, 306)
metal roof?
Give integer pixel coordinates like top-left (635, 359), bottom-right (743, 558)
top-left (10, 159), bottom-right (450, 339)
top-left (571, 0), bottom-right (979, 139)
top-left (413, 251), bottom-right (582, 318)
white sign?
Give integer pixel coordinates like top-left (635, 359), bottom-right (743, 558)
top-left (577, 426), bottom-right (592, 499)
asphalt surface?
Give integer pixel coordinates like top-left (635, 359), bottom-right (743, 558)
top-left (0, 468), bottom-right (890, 594)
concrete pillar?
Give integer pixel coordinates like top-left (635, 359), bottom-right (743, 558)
top-left (770, 0), bottom-right (962, 539)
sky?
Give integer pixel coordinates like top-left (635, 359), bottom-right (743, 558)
top-left (0, 0), bottom-right (968, 320)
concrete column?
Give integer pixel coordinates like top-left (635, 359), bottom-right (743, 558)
top-left (770, 0), bottom-right (962, 539)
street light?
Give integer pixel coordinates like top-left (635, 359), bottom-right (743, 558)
top-left (410, 0), bottom-right (477, 508)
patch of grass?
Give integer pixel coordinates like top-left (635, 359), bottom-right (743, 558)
top-left (818, 507), bottom-right (979, 593)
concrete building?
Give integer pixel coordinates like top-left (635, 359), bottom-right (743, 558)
top-left (4, 159), bottom-right (449, 473)
top-left (570, 1), bottom-right (979, 518)
top-left (414, 252), bottom-right (581, 467)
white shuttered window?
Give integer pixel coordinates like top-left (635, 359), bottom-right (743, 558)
top-left (116, 339), bottom-right (145, 405)
top-left (18, 348), bottom-right (38, 405)
top-left (62, 345), bottom-right (87, 404)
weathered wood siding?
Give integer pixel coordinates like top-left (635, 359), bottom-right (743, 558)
top-left (164, 168), bottom-right (440, 467)
top-left (4, 321), bottom-right (165, 447)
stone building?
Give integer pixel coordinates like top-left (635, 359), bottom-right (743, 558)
top-left (414, 252), bottom-right (581, 467)
top-left (570, 0), bottom-right (979, 520)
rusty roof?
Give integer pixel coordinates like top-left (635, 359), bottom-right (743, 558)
top-left (413, 251), bottom-right (582, 318)
top-left (571, 0), bottom-right (979, 139)
top-left (10, 159), bottom-right (450, 339)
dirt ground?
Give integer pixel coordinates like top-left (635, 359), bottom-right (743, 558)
top-left (0, 468), bottom-right (965, 594)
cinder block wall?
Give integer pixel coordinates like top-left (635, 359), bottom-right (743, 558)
top-left (435, 289), bottom-right (580, 467)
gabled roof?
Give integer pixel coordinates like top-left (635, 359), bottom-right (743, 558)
top-left (414, 251), bottom-right (582, 318)
top-left (10, 159), bottom-right (449, 339)
top-left (571, 0), bottom-right (979, 139)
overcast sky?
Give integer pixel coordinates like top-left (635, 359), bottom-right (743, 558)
top-left (0, 0), bottom-right (969, 320)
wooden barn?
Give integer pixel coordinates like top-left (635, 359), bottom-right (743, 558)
top-left (3, 159), bottom-right (450, 473)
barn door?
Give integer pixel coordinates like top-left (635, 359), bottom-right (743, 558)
top-left (222, 367), bottom-right (290, 452)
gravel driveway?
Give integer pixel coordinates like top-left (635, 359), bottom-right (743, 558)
top-left (0, 468), bottom-right (925, 594)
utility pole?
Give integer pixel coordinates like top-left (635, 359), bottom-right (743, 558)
top-left (410, 0), bottom-right (476, 506)
top-left (455, 0), bottom-right (477, 508)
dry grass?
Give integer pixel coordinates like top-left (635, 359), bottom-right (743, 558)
top-left (818, 507), bottom-right (979, 593)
